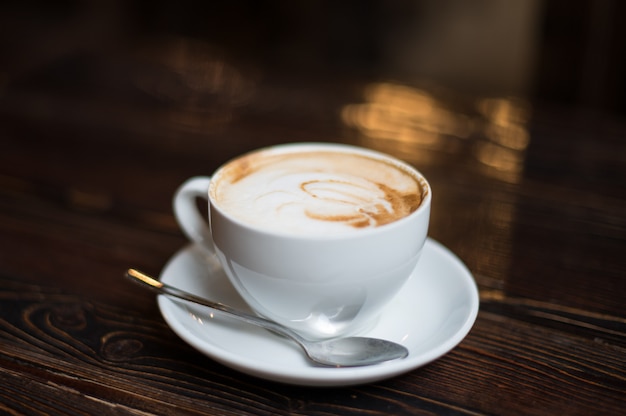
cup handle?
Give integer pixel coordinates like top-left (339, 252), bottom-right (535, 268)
top-left (173, 176), bottom-right (214, 249)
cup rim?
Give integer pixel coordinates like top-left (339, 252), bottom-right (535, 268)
top-left (208, 142), bottom-right (431, 240)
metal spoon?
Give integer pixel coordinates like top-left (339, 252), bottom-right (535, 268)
top-left (126, 269), bottom-right (409, 367)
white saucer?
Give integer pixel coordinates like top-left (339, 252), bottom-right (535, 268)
top-left (158, 238), bottom-right (479, 387)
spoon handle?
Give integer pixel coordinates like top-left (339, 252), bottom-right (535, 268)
top-left (125, 269), bottom-right (303, 342)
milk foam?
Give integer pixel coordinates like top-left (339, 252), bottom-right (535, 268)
top-left (212, 149), bottom-right (422, 235)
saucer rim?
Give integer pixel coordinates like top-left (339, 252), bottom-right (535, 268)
top-left (157, 237), bottom-right (479, 387)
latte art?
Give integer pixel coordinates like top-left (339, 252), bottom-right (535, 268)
top-left (211, 149), bottom-right (424, 235)
top-left (300, 179), bottom-right (417, 228)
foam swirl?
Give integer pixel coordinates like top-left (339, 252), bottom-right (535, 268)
top-left (213, 150), bottom-right (423, 235)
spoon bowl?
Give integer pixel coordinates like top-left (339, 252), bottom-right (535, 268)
top-left (126, 269), bottom-right (409, 367)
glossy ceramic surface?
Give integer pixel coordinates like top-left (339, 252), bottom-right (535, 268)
top-left (158, 238), bottom-right (479, 386)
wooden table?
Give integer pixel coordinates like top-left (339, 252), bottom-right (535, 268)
top-left (1, 4), bottom-right (625, 415)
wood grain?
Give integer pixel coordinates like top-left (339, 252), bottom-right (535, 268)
top-left (1, 262), bottom-right (624, 415)
top-left (2, 103), bottom-right (625, 415)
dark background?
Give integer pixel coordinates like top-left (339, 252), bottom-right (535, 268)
top-left (2, 0), bottom-right (626, 114)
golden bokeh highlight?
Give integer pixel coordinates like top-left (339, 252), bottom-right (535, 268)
top-left (342, 82), bottom-right (532, 183)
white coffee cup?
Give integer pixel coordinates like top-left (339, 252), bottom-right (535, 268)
top-left (173, 143), bottom-right (431, 339)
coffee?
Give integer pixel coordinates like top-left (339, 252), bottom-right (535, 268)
top-left (210, 146), bottom-right (425, 235)
top-left (174, 143), bottom-right (431, 338)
